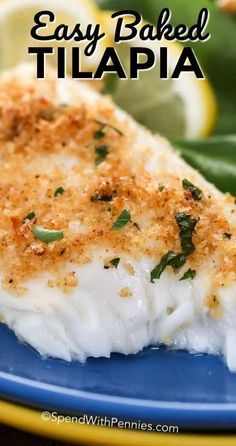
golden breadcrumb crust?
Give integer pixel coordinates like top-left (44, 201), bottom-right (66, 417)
top-left (0, 70), bottom-right (235, 294)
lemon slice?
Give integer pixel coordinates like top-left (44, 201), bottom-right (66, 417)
top-left (102, 12), bottom-right (217, 139)
top-left (0, 0), bottom-right (106, 72)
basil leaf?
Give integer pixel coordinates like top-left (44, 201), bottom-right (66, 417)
top-left (32, 226), bottom-right (64, 244)
top-left (179, 268), bottom-right (196, 281)
top-left (176, 213), bottom-right (197, 255)
top-left (182, 178), bottom-right (203, 200)
top-left (151, 251), bottom-right (186, 282)
top-left (54, 187), bottom-right (65, 197)
top-left (111, 209), bottom-right (131, 230)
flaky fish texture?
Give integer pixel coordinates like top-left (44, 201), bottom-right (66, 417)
top-left (0, 64), bottom-right (236, 370)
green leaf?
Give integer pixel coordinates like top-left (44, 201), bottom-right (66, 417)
top-left (176, 213), bottom-right (197, 255)
top-left (179, 268), bottom-right (196, 281)
top-left (172, 136), bottom-right (236, 195)
top-left (111, 209), bottom-right (131, 230)
top-left (32, 226), bottom-right (64, 244)
top-left (151, 251), bottom-right (186, 282)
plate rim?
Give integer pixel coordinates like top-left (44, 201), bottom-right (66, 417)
top-left (1, 399), bottom-right (236, 446)
top-left (1, 370), bottom-right (236, 429)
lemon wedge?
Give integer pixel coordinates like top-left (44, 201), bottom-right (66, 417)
top-left (102, 12), bottom-right (217, 139)
top-left (0, 0), bottom-right (107, 72)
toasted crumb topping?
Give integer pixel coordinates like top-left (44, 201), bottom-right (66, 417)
top-left (123, 262), bottom-right (135, 275)
top-left (119, 287), bottom-right (133, 298)
top-left (47, 271), bottom-right (78, 294)
top-left (0, 68), bottom-right (235, 292)
top-left (204, 294), bottom-right (223, 319)
top-left (205, 295), bottom-right (219, 310)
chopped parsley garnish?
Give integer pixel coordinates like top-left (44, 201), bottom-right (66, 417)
top-left (182, 178), bottom-right (203, 201)
top-left (32, 226), bottom-right (64, 244)
top-left (94, 119), bottom-right (123, 138)
top-left (54, 186), bottom-right (65, 197)
top-left (179, 268), bottom-right (196, 281)
top-left (111, 209), bottom-right (131, 231)
top-left (223, 232), bottom-right (232, 239)
top-left (94, 128), bottom-right (106, 139)
top-left (175, 213), bottom-right (197, 256)
top-left (95, 144), bottom-right (109, 165)
top-left (133, 222), bottom-right (141, 230)
top-left (104, 257), bottom-right (121, 269)
top-left (23, 211), bottom-right (36, 222)
top-left (91, 192), bottom-right (114, 202)
top-left (110, 257), bottom-right (120, 268)
top-left (151, 251), bottom-right (186, 282)
top-left (151, 209), bottom-right (198, 283)
top-left (158, 184), bottom-right (165, 192)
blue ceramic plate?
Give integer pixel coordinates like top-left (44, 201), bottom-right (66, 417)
top-left (0, 323), bottom-right (236, 430)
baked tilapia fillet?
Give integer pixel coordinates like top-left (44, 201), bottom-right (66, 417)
top-left (0, 64), bottom-right (235, 370)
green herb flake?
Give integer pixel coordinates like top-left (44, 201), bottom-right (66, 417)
top-left (110, 257), bottom-right (120, 268)
top-left (111, 209), bottom-right (131, 231)
top-left (94, 119), bottom-right (123, 137)
top-left (151, 251), bottom-right (186, 282)
top-left (54, 186), bottom-right (65, 197)
top-left (176, 213), bottom-right (198, 256)
top-left (179, 268), bottom-right (196, 281)
top-left (158, 184), bottom-right (165, 192)
top-left (94, 128), bottom-right (106, 139)
top-left (104, 257), bottom-right (120, 269)
top-left (32, 225), bottom-right (64, 244)
top-left (182, 178), bottom-right (203, 201)
top-left (95, 145), bottom-right (109, 165)
top-left (224, 232), bottom-right (232, 239)
top-left (90, 192), bottom-right (114, 202)
top-left (23, 211), bottom-right (36, 222)
top-left (133, 222), bottom-right (141, 230)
